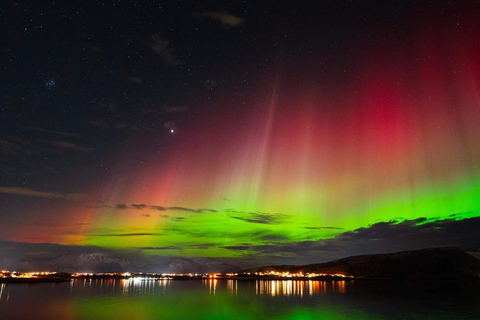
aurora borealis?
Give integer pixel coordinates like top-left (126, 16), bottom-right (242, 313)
top-left (1, 0), bottom-right (480, 268)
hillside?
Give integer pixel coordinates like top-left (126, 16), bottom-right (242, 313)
top-left (244, 247), bottom-right (480, 280)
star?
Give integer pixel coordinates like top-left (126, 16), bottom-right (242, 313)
top-left (45, 79), bottom-right (56, 89)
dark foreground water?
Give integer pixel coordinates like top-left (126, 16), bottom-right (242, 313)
top-left (1, 279), bottom-right (479, 319)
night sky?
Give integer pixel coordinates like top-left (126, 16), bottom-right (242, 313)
top-left (1, 0), bottom-right (480, 269)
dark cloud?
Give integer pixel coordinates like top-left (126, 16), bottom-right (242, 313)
top-left (186, 243), bottom-right (218, 250)
top-left (93, 233), bottom-right (160, 237)
top-left (116, 204), bottom-right (128, 209)
top-left (221, 245), bottom-right (250, 251)
top-left (303, 226), bottom-right (344, 230)
top-left (168, 207), bottom-right (217, 213)
top-left (174, 217), bottom-right (186, 221)
top-left (221, 216), bottom-right (480, 265)
top-left (168, 206), bottom-right (198, 213)
top-left (0, 186), bottom-right (87, 201)
top-left (141, 246), bottom-right (179, 250)
top-left (197, 12), bottom-right (244, 27)
top-left (151, 205), bottom-right (167, 211)
top-left (149, 205), bottom-right (216, 213)
top-left (38, 139), bottom-right (92, 153)
top-left (230, 212), bottom-right (287, 224)
top-left (258, 234), bottom-right (290, 242)
top-left (131, 204), bottom-right (147, 210)
top-left (151, 33), bottom-right (178, 65)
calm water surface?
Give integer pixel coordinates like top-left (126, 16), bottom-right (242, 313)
top-left (1, 279), bottom-right (479, 319)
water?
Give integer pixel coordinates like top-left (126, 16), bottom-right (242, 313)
top-left (1, 279), bottom-right (479, 319)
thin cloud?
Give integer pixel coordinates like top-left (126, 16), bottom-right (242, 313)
top-left (126, 76), bottom-right (143, 84)
top-left (0, 186), bottom-right (86, 201)
top-left (21, 126), bottom-right (81, 138)
top-left (88, 120), bottom-right (110, 129)
top-left (116, 204), bottom-right (128, 210)
top-left (162, 106), bottom-right (189, 113)
top-left (131, 204), bottom-right (147, 210)
top-left (38, 139), bottom-right (92, 153)
top-left (151, 33), bottom-right (178, 65)
top-left (303, 226), bottom-right (345, 230)
top-left (151, 205), bottom-right (167, 211)
top-left (88, 120), bottom-right (155, 132)
top-left (197, 12), bottom-right (244, 27)
top-left (141, 246), bottom-right (179, 250)
top-left (231, 212), bottom-right (287, 224)
top-left (87, 45), bottom-right (103, 53)
top-left (93, 233), bottom-right (160, 237)
top-left (221, 216), bottom-right (480, 265)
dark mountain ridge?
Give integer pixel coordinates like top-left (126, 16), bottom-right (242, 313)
top-left (243, 247), bottom-right (480, 280)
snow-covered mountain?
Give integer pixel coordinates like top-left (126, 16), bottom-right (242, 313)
top-left (140, 258), bottom-right (241, 274)
top-left (20, 252), bottom-right (137, 273)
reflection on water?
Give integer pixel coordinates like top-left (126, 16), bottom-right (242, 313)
top-left (1, 279), bottom-right (479, 320)
top-left (255, 280), bottom-right (347, 296)
top-left (0, 283), bottom-right (5, 301)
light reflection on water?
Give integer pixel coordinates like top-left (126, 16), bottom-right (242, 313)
top-left (254, 280), bottom-right (347, 296)
top-left (62, 278), bottom-right (348, 297)
top-left (0, 279), bottom-right (479, 320)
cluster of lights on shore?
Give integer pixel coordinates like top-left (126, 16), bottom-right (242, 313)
top-left (0, 270), bottom-right (353, 280)
top-left (0, 271), bottom-right (58, 279)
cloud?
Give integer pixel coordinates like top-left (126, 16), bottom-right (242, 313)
top-left (141, 246), bottom-right (179, 250)
top-left (151, 205), bottom-right (167, 211)
top-left (303, 226), bottom-right (345, 230)
top-left (88, 120), bottom-right (155, 132)
top-left (131, 204), bottom-right (147, 210)
top-left (142, 214), bottom-right (150, 218)
top-left (151, 33), bottom-right (178, 65)
top-left (221, 245), bottom-right (250, 251)
top-left (111, 204), bottom-right (215, 213)
top-left (0, 138), bottom-right (34, 157)
top-left (126, 76), bottom-right (143, 84)
top-left (21, 126), bottom-right (81, 138)
top-left (163, 121), bottom-right (176, 129)
top-left (87, 45), bottom-right (102, 53)
top-left (93, 233), bottom-right (160, 237)
top-left (0, 186), bottom-right (86, 201)
top-left (230, 212), bottom-right (287, 224)
top-left (38, 139), bottom-right (92, 153)
top-left (167, 206), bottom-right (217, 213)
top-left (197, 12), bottom-right (244, 27)
top-left (162, 106), bottom-right (189, 113)
top-left (258, 234), bottom-right (290, 242)
top-left (221, 216), bottom-right (480, 265)
top-left (143, 106), bottom-right (189, 115)
top-left (88, 120), bottom-right (110, 129)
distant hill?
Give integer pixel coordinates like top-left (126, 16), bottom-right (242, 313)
top-left (13, 253), bottom-right (241, 274)
top-left (243, 247), bottom-right (480, 280)
top-left (466, 247), bottom-right (480, 261)
top-left (140, 258), bottom-right (241, 274)
top-left (20, 252), bottom-right (137, 273)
